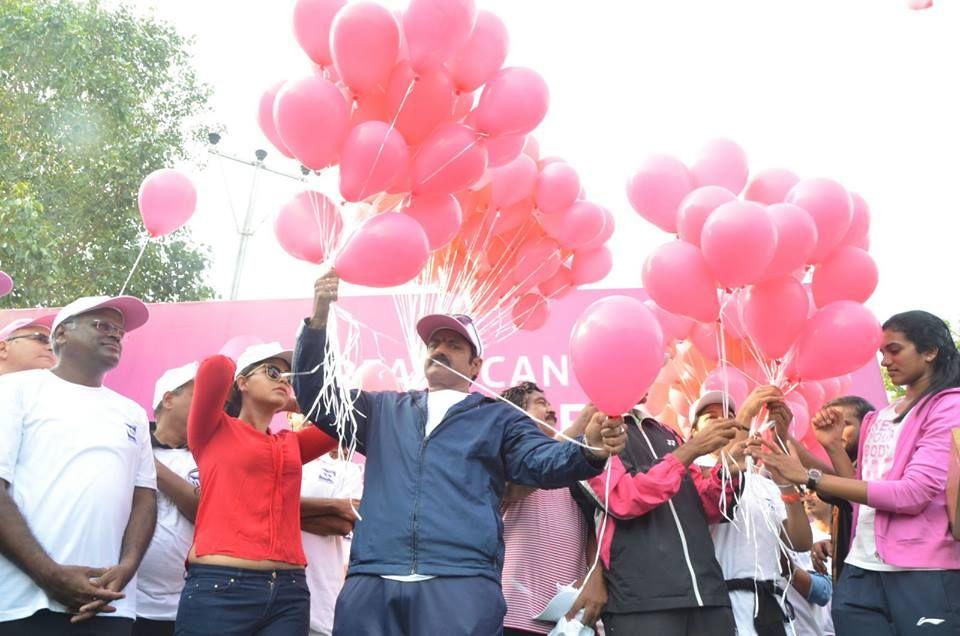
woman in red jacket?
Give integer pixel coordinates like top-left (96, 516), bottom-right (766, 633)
top-left (175, 343), bottom-right (337, 636)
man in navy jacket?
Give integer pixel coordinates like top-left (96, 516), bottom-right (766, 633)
top-left (293, 272), bottom-right (627, 636)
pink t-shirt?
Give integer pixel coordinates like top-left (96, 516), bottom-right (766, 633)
top-left (501, 487), bottom-right (589, 634)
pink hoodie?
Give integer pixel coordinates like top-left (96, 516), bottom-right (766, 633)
top-left (852, 387), bottom-right (960, 569)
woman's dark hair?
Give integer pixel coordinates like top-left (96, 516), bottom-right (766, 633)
top-left (224, 361), bottom-right (262, 418)
top-left (882, 310), bottom-right (960, 421)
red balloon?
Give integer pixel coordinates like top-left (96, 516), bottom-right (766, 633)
top-left (273, 76), bottom-right (350, 170)
top-left (741, 277), bottom-right (810, 359)
top-left (676, 186), bottom-right (736, 246)
top-left (292, 0), bottom-right (347, 67)
top-left (811, 246), bottom-right (878, 306)
top-left (642, 241), bottom-right (720, 323)
top-left (794, 301), bottom-right (882, 381)
top-left (570, 296), bottom-right (665, 415)
top-left (412, 123), bottom-right (488, 195)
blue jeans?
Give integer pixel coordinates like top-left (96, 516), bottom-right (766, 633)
top-left (175, 564), bottom-right (310, 636)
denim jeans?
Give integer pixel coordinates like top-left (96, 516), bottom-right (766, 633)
top-left (174, 564), bottom-right (310, 636)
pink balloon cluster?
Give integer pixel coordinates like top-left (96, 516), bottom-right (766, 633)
top-left (266, 0), bottom-right (615, 327)
top-left (630, 139), bottom-right (882, 442)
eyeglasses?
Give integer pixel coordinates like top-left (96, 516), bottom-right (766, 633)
top-left (244, 363), bottom-right (291, 385)
top-left (5, 332), bottom-right (50, 345)
top-left (89, 320), bottom-right (125, 339)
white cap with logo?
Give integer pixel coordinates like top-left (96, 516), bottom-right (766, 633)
top-left (153, 361), bottom-right (199, 410)
top-left (234, 342), bottom-right (293, 379)
top-left (688, 390), bottom-right (737, 425)
top-left (0, 314), bottom-right (56, 341)
top-left (51, 295), bottom-right (150, 336)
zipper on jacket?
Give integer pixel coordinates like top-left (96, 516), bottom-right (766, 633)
top-left (638, 424), bottom-right (705, 607)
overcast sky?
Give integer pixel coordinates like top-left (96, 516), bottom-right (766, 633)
top-left (127, 0), bottom-right (960, 326)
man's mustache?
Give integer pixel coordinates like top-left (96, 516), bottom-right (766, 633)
top-left (428, 354), bottom-right (451, 367)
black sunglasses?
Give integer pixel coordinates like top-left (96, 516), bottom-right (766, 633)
top-left (244, 363), bottom-right (291, 385)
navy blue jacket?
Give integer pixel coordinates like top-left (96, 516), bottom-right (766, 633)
top-left (293, 322), bottom-right (604, 581)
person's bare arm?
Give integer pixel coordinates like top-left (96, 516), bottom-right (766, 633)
top-left (302, 516), bottom-right (355, 536)
top-left (155, 461), bottom-right (199, 523)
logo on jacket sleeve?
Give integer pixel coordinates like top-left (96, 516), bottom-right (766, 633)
top-left (125, 423), bottom-right (137, 443)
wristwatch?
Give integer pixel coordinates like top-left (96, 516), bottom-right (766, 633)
top-left (805, 468), bottom-right (823, 493)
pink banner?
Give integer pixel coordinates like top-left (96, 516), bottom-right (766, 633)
top-left (1, 289), bottom-right (888, 425)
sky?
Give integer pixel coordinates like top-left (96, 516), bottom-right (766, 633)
top-left (126, 0), bottom-right (960, 325)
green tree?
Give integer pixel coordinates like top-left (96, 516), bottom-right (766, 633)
top-left (0, 0), bottom-right (216, 308)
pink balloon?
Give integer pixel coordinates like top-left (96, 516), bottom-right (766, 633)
top-left (386, 64), bottom-right (456, 146)
top-left (257, 82), bottom-right (295, 158)
top-left (741, 277), bottom-right (810, 359)
top-left (452, 90), bottom-right (475, 121)
top-left (908, 0), bottom-right (933, 9)
top-left (473, 67), bottom-right (549, 137)
top-left (743, 168), bottom-right (800, 205)
top-left (522, 137), bottom-right (540, 161)
top-left (539, 267), bottom-right (573, 299)
top-left (331, 3), bottom-right (399, 94)
top-left (483, 133), bottom-right (525, 168)
top-left (820, 377), bottom-right (842, 402)
top-left (579, 207), bottom-right (615, 251)
top-left (512, 293), bottom-right (549, 330)
top-left (137, 169), bottom-right (197, 237)
top-left (642, 241), bottom-right (720, 323)
top-left (335, 213), bottom-right (430, 287)
top-left (403, 0), bottom-right (477, 71)
top-left (274, 191), bottom-right (343, 263)
top-left (513, 237), bottom-right (561, 286)
top-left (690, 322), bottom-right (720, 362)
top-left (490, 153), bottom-right (538, 209)
top-left (412, 123), bottom-right (487, 195)
top-left (626, 155), bottom-right (693, 233)
top-left (811, 246), bottom-right (878, 306)
top-left (274, 76), bottom-right (350, 170)
top-left (292, 0), bottom-right (346, 67)
top-left (339, 121), bottom-right (410, 202)
top-left (762, 203), bottom-right (819, 281)
top-left (794, 301), bottom-right (882, 381)
top-left (535, 162), bottom-right (580, 215)
top-left (796, 381), bottom-right (826, 414)
top-left (644, 300), bottom-right (694, 342)
top-left (540, 200), bottom-right (605, 250)
top-left (571, 246), bottom-right (613, 285)
top-left (488, 199), bottom-right (532, 235)
top-left (570, 296), bottom-right (665, 415)
top-left (838, 373), bottom-right (853, 395)
top-left (690, 138), bottom-right (749, 194)
top-left (786, 178), bottom-right (853, 264)
top-left (700, 200), bottom-right (777, 288)
top-left (841, 192), bottom-right (871, 248)
top-left (353, 359), bottom-right (401, 391)
top-left (0, 272), bottom-right (13, 298)
top-left (784, 396), bottom-right (810, 439)
top-left (219, 335), bottom-right (264, 361)
top-left (704, 367), bottom-right (749, 409)
top-left (447, 10), bottom-right (509, 92)
top-left (720, 294), bottom-right (747, 340)
top-left (677, 186), bottom-right (736, 246)
top-left (402, 193), bottom-right (463, 249)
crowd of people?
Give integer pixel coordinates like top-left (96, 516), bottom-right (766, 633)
top-left (0, 273), bottom-right (957, 636)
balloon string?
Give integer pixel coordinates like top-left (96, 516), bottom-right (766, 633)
top-left (357, 77), bottom-right (416, 200)
top-left (417, 137), bottom-right (480, 188)
top-left (119, 239), bottom-right (150, 296)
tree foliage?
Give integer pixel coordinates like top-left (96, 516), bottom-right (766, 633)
top-left (0, 0), bottom-right (216, 308)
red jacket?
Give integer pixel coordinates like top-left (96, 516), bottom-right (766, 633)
top-left (188, 355), bottom-right (336, 565)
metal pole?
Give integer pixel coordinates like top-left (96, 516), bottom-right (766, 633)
top-left (229, 160), bottom-right (264, 300)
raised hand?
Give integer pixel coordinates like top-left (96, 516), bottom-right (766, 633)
top-left (811, 406), bottom-right (844, 451)
top-left (310, 270), bottom-right (340, 328)
top-left (584, 414), bottom-right (627, 460)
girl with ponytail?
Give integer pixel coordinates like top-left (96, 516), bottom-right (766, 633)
top-left (753, 310), bottom-right (960, 634)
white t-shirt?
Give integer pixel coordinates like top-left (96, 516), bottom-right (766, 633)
top-left (846, 402), bottom-right (922, 572)
top-left (710, 471), bottom-right (787, 636)
top-left (0, 369), bottom-right (157, 621)
top-left (136, 441), bottom-right (199, 620)
top-left (382, 389), bottom-right (469, 583)
top-left (301, 454), bottom-right (364, 635)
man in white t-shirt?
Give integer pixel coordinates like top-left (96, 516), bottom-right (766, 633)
top-left (0, 296), bottom-right (157, 636)
top-left (299, 445), bottom-right (364, 636)
top-left (0, 314), bottom-right (56, 375)
top-left (134, 362), bottom-right (199, 636)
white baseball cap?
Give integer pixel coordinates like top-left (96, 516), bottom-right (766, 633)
top-left (51, 295), bottom-right (150, 336)
top-left (235, 342), bottom-right (293, 379)
top-left (0, 314), bottom-right (56, 341)
top-left (416, 313), bottom-right (483, 357)
top-left (153, 361), bottom-right (199, 410)
top-left (688, 390), bottom-right (737, 425)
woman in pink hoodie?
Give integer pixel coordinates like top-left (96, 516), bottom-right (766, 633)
top-left (755, 310), bottom-right (960, 635)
